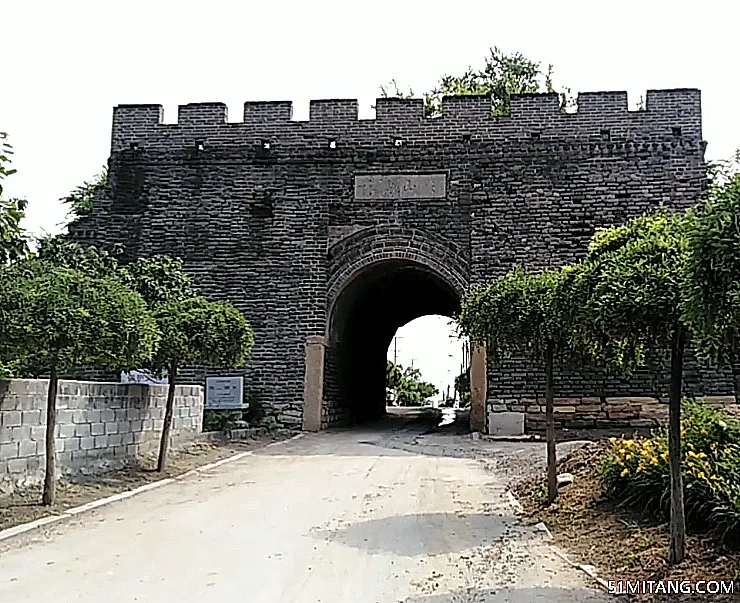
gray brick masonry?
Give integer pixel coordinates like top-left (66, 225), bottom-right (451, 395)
top-left (67, 90), bottom-right (738, 433)
top-left (0, 379), bottom-right (203, 494)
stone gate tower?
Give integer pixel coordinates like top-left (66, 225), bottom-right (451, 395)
top-left (69, 89), bottom-right (737, 434)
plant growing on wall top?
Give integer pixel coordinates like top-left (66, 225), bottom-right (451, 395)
top-left (380, 46), bottom-right (573, 117)
top-left (0, 259), bottom-right (159, 505)
top-left (149, 296), bottom-right (254, 472)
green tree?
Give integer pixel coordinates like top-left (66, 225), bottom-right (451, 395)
top-left (560, 208), bottom-right (696, 563)
top-left (0, 132), bottom-right (29, 266)
top-left (150, 296), bottom-right (254, 471)
top-left (454, 368), bottom-right (470, 406)
top-left (386, 360), bottom-right (404, 390)
top-left (35, 237), bottom-right (195, 308)
top-left (0, 260), bottom-right (159, 505)
top-left (685, 155), bottom-right (740, 394)
top-left (60, 166), bottom-right (107, 220)
top-left (385, 361), bottom-right (438, 406)
top-left (380, 46), bottom-right (571, 118)
top-left (36, 235), bottom-right (121, 279)
top-left (119, 255), bottom-right (195, 307)
top-left (457, 266), bottom-right (566, 503)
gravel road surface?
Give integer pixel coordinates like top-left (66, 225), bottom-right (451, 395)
top-left (0, 409), bottom-right (607, 602)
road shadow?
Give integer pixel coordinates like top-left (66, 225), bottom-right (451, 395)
top-left (311, 511), bottom-right (526, 556)
top-left (402, 586), bottom-right (607, 602)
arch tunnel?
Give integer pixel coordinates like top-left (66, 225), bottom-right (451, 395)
top-left (325, 259), bottom-right (463, 423)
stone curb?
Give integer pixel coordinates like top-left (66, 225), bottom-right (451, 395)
top-left (505, 490), bottom-right (523, 513)
top-left (505, 487), bottom-right (616, 596)
top-left (482, 434), bottom-right (543, 442)
top-left (0, 432), bottom-right (305, 545)
top-left (550, 545), bottom-right (618, 595)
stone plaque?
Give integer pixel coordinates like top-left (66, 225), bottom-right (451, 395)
top-left (355, 174), bottom-right (446, 200)
top-left (205, 376), bottom-right (244, 409)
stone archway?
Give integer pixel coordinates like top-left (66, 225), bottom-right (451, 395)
top-left (326, 226), bottom-right (470, 306)
top-left (302, 227), bottom-right (486, 432)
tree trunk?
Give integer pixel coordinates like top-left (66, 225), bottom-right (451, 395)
top-left (545, 340), bottom-right (558, 505)
top-left (157, 361), bottom-right (177, 473)
top-left (668, 324), bottom-right (687, 564)
top-left (42, 366), bottom-right (58, 506)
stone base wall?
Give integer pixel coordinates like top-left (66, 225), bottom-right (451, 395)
top-left (0, 379), bottom-right (203, 493)
top-left (486, 395), bottom-right (738, 432)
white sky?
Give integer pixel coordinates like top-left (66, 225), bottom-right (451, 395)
top-left (3, 0), bottom-right (739, 397)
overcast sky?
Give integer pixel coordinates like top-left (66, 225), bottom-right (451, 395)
top-left (3, 1), bottom-right (738, 398)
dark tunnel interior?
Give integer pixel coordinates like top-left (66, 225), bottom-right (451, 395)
top-left (327, 260), bottom-right (461, 423)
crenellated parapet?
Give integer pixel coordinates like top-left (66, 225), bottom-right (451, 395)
top-left (110, 89), bottom-right (702, 152)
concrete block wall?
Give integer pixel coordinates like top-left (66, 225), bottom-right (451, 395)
top-left (0, 379), bottom-right (203, 493)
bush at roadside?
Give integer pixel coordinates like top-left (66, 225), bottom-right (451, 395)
top-left (602, 401), bottom-right (740, 546)
top-left (203, 409), bottom-right (245, 432)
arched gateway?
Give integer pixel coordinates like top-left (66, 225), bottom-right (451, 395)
top-left (313, 226), bottom-right (475, 430)
top-left (69, 90), bottom-right (738, 435)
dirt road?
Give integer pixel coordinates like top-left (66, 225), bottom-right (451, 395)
top-left (0, 411), bottom-right (607, 602)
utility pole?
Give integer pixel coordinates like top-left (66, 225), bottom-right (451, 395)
top-left (392, 335), bottom-right (404, 366)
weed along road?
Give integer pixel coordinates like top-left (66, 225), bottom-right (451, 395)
top-left (0, 412), bottom-right (608, 602)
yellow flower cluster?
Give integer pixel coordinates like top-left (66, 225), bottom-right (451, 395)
top-left (684, 449), bottom-right (721, 485)
top-left (607, 436), bottom-right (724, 488)
top-left (608, 437), bottom-right (667, 478)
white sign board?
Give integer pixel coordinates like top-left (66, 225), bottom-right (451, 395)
top-left (121, 369), bottom-right (168, 385)
top-left (206, 376), bottom-right (244, 409)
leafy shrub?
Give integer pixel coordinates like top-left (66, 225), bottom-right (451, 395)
top-left (602, 401), bottom-right (740, 546)
top-left (0, 360), bottom-right (17, 379)
top-left (203, 410), bottom-right (244, 432)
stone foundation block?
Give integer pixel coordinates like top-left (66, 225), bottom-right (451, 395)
top-left (488, 412), bottom-right (525, 436)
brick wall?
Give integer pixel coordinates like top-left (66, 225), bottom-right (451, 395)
top-left (513, 395), bottom-right (737, 431)
top-left (487, 348), bottom-right (739, 431)
top-left (0, 379), bottom-right (203, 493)
top-left (66, 89), bottom-right (736, 430)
